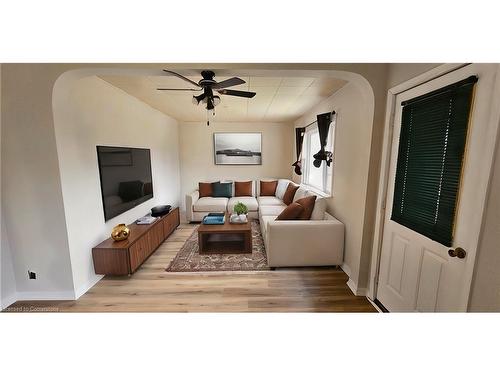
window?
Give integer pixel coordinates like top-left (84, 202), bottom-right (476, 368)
top-left (391, 76), bottom-right (477, 246)
top-left (301, 116), bottom-right (335, 195)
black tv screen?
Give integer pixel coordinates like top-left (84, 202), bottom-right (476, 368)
top-left (97, 146), bottom-right (153, 221)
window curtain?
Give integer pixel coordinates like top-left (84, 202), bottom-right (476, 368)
top-left (313, 112), bottom-right (333, 168)
top-left (292, 127), bottom-right (306, 175)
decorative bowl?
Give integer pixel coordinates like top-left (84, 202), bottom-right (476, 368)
top-left (230, 213), bottom-right (248, 224)
top-left (111, 223), bottom-right (130, 241)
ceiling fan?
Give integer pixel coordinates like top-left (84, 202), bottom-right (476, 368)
top-left (157, 70), bottom-right (256, 114)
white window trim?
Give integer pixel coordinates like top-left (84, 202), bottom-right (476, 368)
top-left (301, 183), bottom-right (331, 198)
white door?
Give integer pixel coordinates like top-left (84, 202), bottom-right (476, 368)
top-left (376, 64), bottom-right (499, 312)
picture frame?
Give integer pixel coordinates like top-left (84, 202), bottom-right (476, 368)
top-left (213, 132), bottom-right (262, 165)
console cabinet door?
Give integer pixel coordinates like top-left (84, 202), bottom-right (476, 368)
top-left (129, 232), bottom-right (151, 272)
top-left (150, 221), bottom-right (164, 251)
top-left (162, 217), bottom-right (173, 239)
top-left (171, 208), bottom-right (179, 227)
top-left (163, 209), bottom-right (179, 238)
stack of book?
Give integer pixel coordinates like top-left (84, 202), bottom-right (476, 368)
top-left (136, 215), bottom-right (157, 225)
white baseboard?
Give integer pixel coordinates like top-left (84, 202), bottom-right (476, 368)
top-left (1, 274), bottom-right (103, 308)
top-left (1, 293), bottom-right (18, 310)
top-left (74, 274), bottom-right (103, 299)
top-left (341, 263), bottom-right (368, 297)
top-left (346, 278), bottom-right (367, 297)
top-left (346, 278), bottom-right (357, 294)
top-left (340, 262), bottom-right (351, 278)
top-left (15, 290), bottom-right (75, 301)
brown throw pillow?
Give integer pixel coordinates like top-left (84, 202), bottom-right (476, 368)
top-left (282, 183), bottom-right (300, 205)
top-left (276, 202), bottom-right (304, 220)
top-left (295, 195), bottom-right (317, 220)
top-left (199, 182), bottom-right (213, 198)
top-left (260, 180), bottom-right (278, 196)
top-left (235, 181), bottom-right (253, 196)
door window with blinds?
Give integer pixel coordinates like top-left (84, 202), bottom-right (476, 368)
top-left (391, 76), bottom-right (477, 246)
top-left (302, 118), bottom-right (335, 195)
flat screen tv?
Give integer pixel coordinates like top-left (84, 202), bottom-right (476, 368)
top-left (96, 146), bottom-right (153, 221)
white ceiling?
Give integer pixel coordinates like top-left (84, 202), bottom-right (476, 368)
top-left (98, 72), bottom-right (347, 123)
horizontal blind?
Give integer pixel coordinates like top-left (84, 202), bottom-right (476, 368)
top-left (391, 76), bottom-right (477, 246)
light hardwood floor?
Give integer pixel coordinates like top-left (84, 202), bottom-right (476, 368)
top-left (7, 223), bottom-right (376, 312)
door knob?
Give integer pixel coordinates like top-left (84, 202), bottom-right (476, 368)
top-left (448, 247), bottom-right (467, 259)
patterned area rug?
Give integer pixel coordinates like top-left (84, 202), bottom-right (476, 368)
top-left (166, 221), bottom-right (269, 272)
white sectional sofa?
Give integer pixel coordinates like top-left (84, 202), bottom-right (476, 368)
top-left (186, 180), bottom-right (260, 221)
top-left (185, 178), bottom-right (344, 267)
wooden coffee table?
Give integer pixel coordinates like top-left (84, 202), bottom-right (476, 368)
top-left (198, 213), bottom-right (252, 254)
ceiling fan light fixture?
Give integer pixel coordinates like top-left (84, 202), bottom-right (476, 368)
top-left (193, 93), bottom-right (206, 105)
top-left (213, 95), bottom-right (221, 106)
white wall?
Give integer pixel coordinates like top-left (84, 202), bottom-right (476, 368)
top-left (294, 81), bottom-right (375, 292)
top-left (469, 138), bottom-right (500, 311)
top-left (0, 63), bottom-right (18, 309)
top-left (2, 64), bottom-right (76, 300)
top-left (1, 219), bottom-right (17, 309)
top-left (52, 76), bottom-right (181, 297)
top-left (178, 121), bottom-right (293, 210)
top-left (387, 63), bottom-right (441, 88)
top-left (468, 68), bottom-right (500, 311)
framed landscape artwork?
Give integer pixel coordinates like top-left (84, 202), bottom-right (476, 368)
top-left (213, 132), bottom-right (262, 165)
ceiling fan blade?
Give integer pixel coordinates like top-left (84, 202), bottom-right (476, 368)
top-left (217, 89), bottom-right (256, 98)
top-left (157, 88), bottom-right (202, 91)
top-left (211, 77), bottom-right (246, 89)
top-left (162, 69), bottom-right (200, 87)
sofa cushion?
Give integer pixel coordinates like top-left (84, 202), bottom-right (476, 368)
top-left (234, 181), bottom-right (253, 197)
top-left (257, 196), bottom-right (284, 206)
top-left (282, 183), bottom-right (300, 205)
top-left (193, 197), bottom-right (228, 212)
top-left (295, 195), bottom-right (317, 220)
top-left (310, 196), bottom-right (327, 220)
top-left (259, 205), bottom-right (286, 217)
top-left (276, 202), bottom-right (304, 220)
top-left (260, 215), bottom-right (278, 243)
top-left (275, 179), bottom-right (291, 200)
top-left (260, 180), bottom-right (278, 196)
top-left (227, 197), bottom-right (258, 213)
top-left (212, 181), bottom-right (233, 198)
top-left (199, 182), bottom-right (213, 198)
top-left (293, 186), bottom-right (309, 202)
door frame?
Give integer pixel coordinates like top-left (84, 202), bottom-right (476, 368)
top-left (367, 63), bottom-right (500, 310)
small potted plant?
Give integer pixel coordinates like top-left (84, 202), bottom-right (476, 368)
top-left (233, 201), bottom-right (248, 223)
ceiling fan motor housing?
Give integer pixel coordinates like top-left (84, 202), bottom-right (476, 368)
top-left (199, 70), bottom-right (216, 87)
